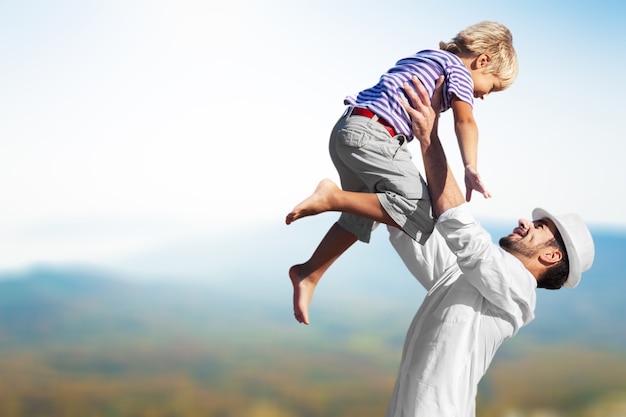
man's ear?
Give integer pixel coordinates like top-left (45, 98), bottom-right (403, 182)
top-left (539, 248), bottom-right (563, 266)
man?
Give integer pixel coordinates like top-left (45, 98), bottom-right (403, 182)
top-left (286, 76), bottom-right (595, 416)
top-left (381, 75), bottom-right (595, 416)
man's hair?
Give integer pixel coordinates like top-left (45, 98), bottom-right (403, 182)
top-left (439, 21), bottom-right (519, 91)
top-left (536, 234), bottom-right (570, 290)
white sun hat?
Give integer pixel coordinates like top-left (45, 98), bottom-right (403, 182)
top-left (532, 208), bottom-right (595, 288)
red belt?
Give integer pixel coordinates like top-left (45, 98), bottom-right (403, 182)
top-left (349, 107), bottom-right (396, 137)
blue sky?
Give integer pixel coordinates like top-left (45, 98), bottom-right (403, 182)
top-left (0, 0), bottom-right (625, 272)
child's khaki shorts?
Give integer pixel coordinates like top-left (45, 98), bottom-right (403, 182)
top-left (329, 108), bottom-right (435, 244)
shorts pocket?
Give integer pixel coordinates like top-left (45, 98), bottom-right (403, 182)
top-left (335, 126), bottom-right (370, 148)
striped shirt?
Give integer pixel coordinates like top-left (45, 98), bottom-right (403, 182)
top-left (344, 50), bottom-right (474, 139)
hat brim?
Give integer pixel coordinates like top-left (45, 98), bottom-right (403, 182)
top-left (532, 208), bottom-right (580, 288)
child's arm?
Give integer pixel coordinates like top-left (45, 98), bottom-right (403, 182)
top-left (450, 97), bottom-right (491, 202)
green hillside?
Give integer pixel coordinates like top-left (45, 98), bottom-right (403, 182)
top-left (0, 258), bottom-right (625, 417)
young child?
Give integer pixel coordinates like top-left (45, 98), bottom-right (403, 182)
top-left (286, 21), bottom-right (519, 325)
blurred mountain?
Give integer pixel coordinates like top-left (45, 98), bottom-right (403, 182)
top-left (0, 219), bottom-right (623, 352)
top-left (0, 221), bottom-right (624, 416)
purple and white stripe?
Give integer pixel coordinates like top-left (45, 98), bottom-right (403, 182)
top-left (344, 49), bottom-right (474, 139)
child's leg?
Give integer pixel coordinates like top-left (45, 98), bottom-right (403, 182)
top-left (286, 110), bottom-right (428, 325)
top-left (286, 179), bottom-right (398, 227)
top-left (287, 179), bottom-right (400, 325)
top-left (290, 222), bottom-right (356, 325)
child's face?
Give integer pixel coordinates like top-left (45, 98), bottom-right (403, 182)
top-left (471, 70), bottom-right (502, 100)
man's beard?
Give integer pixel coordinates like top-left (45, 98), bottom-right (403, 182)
top-left (499, 235), bottom-right (536, 258)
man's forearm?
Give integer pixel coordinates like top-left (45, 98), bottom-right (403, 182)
top-left (399, 75), bottom-right (467, 217)
top-left (420, 122), bottom-right (466, 218)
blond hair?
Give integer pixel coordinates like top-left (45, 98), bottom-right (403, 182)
top-left (439, 21), bottom-right (519, 91)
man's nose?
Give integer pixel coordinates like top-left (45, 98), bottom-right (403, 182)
top-left (518, 219), bottom-right (530, 229)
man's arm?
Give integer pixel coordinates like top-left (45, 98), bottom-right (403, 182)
top-left (401, 76), bottom-right (465, 218)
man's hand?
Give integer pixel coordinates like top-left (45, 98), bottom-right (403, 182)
top-left (400, 75), bottom-right (443, 146)
top-left (401, 75), bottom-right (465, 217)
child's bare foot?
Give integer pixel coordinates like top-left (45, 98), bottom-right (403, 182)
top-left (289, 264), bottom-right (317, 325)
top-left (285, 179), bottom-right (339, 225)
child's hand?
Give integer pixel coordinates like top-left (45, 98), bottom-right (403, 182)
top-left (464, 166), bottom-right (492, 202)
